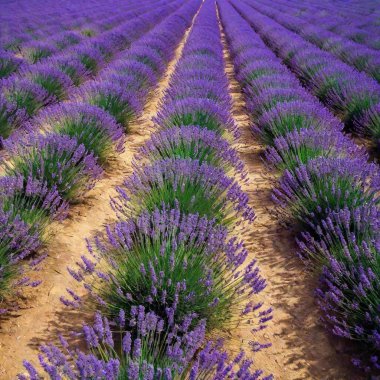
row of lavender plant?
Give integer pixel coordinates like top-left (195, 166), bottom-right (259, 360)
top-left (229, 0), bottom-right (380, 157)
top-left (255, 0), bottom-right (380, 51)
top-left (0, 0), bottom-right (164, 79)
top-left (19, 1), bottom-right (273, 378)
top-left (0, 0), bottom-right (194, 313)
top-left (303, 0), bottom-right (380, 28)
top-left (0, 0), bottom-right (147, 52)
top-left (219, 0), bottom-right (380, 373)
top-left (245, 0), bottom-right (380, 83)
top-left (0, 0), bottom-right (180, 140)
top-left (0, 0), bottom-right (111, 39)
top-left (293, 0), bottom-right (379, 19)
top-left (269, 0), bottom-right (380, 50)
top-left (293, 0), bottom-right (378, 18)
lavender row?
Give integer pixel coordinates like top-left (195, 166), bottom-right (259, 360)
top-left (233, 0), bottom-right (380, 155)
top-left (0, 0), bottom-right (163, 78)
top-left (0, 0), bottom-right (179, 140)
top-left (0, 0), bottom-right (195, 313)
top-left (292, 0), bottom-right (380, 32)
top-left (270, 0), bottom-right (380, 45)
top-left (0, 0), bottom-right (149, 52)
top-left (18, 1), bottom-right (272, 378)
top-left (258, 0), bottom-right (380, 50)
top-left (246, 0), bottom-right (380, 83)
top-left (2, 0), bottom-right (176, 79)
top-left (284, 0), bottom-right (379, 20)
top-left (1, 2), bottom-right (134, 52)
top-left (219, 0), bottom-right (380, 373)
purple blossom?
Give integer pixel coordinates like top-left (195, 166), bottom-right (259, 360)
top-left (74, 80), bottom-right (142, 127)
top-left (113, 158), bottom-right (254, 224)
top-left (136, 125), bottom-right (246, 178)
top-left (154, 97), bottom-right (239, 139)
top-left (32, 102), bottom-right (125, 162)
top-left (4, 132), bottom-right (103, 201)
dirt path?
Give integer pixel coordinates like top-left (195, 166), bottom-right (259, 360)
top-left (219, 18), bottom-right (363, 380)
top-left (0, 16), bottom-right (196, 379)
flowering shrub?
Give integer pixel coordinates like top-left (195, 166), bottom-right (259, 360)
top-left (33, 103), bottom-right (124, 164)
top-left (112, 158), bottom-right (254, 225)
top-left (4, 133), bottom-right (103, 201)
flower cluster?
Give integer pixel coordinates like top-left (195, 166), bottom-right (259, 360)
top-left (0, 50), bottom-right (24, 79)
top-left (113, 158), bottom-right (254, 225)
top-left (20, 309), bottom-right (272, 380)
top-left (136, 125), bottom-right (246, 177)
top-left (67, 206), bottom-right (265, 332)
top-left (32, 103), bottom-right (125, 164)
top-left (4, 132), bottom-right (104, 199)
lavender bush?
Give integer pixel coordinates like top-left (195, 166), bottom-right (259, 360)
top-left (65, 207), bottom-right (266, 332)
top-left (136, 125), bottom-right (245, 177)
top-left (0, 175), bottom-right (68, 233)
top-left (74, 81), bottom-right (141, 128)
top-left (299, 207), bottom-right (380, 372)
top-left (23, 65), bottom-right (73, 101)
top-left (22, 41), bottom-right (57, 64)
top-left (19, 309), bottom-right (271, 379)
top-left (154, 98), bottom-right (238, 138)
top-left (0, 207), bottom-right (40, 296)
top-left (32, 103), bottom-right (125, 164)
top-left (264, 128), bottom-right (366, 173)
top-left (0, 50), bottom-right (24, 78)
top-left (0, 78), bottom-right (51, 137)
top-left (272, 157), bottom-right (379, 228)
top-left (253, 101), bottom-right (342, 146)
top-left (111, 158), bottom-right (254, 225)
top-left (4, 133), bottom-right (103, 201)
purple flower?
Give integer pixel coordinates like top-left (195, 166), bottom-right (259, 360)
top-left (31, 102), bottom-right (125, 163)
top-left (22, 64), bottom-right (73, 101)
top-left (254, 100), bottom-right (343, 145)
top-left (1, 77), bottom-right (51, 122)
top-left (22, 41), bottom-right (57, 63)
top-left (154, 98), bottom-right (239, 139)
top-left (74, 80), bottom-right (142, 128)
top-left (136, 125), bottom-right (246, 178)
top-left (113, 157), bottom-right (254, 224)
top-left (4, 132), bottom-right (103, 201)
top-left (105, 60), bottom-right (157, 90)
top-left (264, 127), bottom-right (367, 172)
top-left (273, 156), bottom-right (379, 226)
top-left (0, 49), bottom-right (24, 78)
top-left (51, 55), bottom-right (89, 86)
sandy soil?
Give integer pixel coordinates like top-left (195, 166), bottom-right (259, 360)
top-left (0, 17), bottom-right (195, 379)
top-left (218, 18), bottom-right (364, 380)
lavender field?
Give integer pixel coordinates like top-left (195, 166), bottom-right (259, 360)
top-left (0, 0), bottom-right (379, 378)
